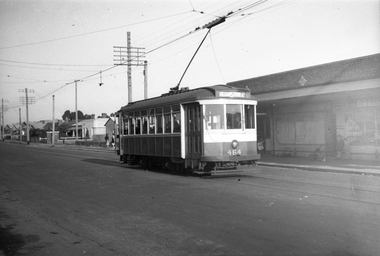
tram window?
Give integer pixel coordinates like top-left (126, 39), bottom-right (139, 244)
top-left (135, 117), bottom-right (141, 134)
top-left (227, 104), bottom-right (242, 129)
top-left (245, 105), bottom-right (255, 129)
top-left (156, 107), bottom-right (163, 133)
top-left (205, 104), bottom-right (224, 130)
top-left (129, 117), bottom-right (135, 135)
top-left (172, 105), bottom-right (180, 112)
top-left (173, 113), bottom-right (181, 133)
top-left (149, 109), bottom-right (155, 134)
top-left (123, 115), bottom-right (128, 135)
top-left (142, 116), bottom-right (148, 134)
top-left (163, 106), bottom-right (171, 133)
top-left (164, 113), bottom-right (171, 133)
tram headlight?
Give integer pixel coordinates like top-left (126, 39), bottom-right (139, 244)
top-left (231, 140), bottom-right (239, 149)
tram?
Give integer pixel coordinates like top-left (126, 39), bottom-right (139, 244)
top-left (116, 85), bottom-right (260, 175)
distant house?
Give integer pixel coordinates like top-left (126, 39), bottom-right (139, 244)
top-left (64, 118), bottom-right (109, 142)
top-left (104, 118), bottom-right (117, 139)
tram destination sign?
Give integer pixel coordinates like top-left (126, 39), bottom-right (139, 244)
top-left (218, 91), bottom-right (247, 98)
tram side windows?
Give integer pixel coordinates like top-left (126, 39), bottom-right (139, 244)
top-left (245, 105), bottom-right (255, 129)
top-left (164, 106), bottom-right (171, 133)
top-left (227, 104), bottom-right (242, 129)
top-left (135, 111), bottom-right (141, 135)
top-left (141, 110), bottom-right (148, 134)
top-left (156, 107), bottom-right (163, 134)
top-left (123, 114), bottom-right (128, 135)
top-left (172, 105), bottom-right (181, 133)
top-left (149, 109), bottom-right (155, 134)
top-left (205, 104), bottom-right (224, 130)
top-left (128, 112), bottom-right (135, 135)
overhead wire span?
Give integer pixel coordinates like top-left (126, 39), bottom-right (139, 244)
top-left (0, 58), bottom-right (110, 67)
top-left (16, 0), bottom-right (276, 104)
top-left (0, 11), bottom-right (192, 50)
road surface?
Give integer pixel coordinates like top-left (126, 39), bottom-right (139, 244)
top-left (1, 142), bottom-right (379, 255)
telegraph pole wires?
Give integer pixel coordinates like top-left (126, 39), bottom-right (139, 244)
top-left (114, 31), bottom-right (146, 103)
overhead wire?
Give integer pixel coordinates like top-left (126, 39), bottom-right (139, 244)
top-left (0, 58), bottom-right (109, 67)
top-left (4, 0), bottom-right (295, 111)
top-left (27, 0), bottom-right (274, 102)
top-left (0, 10), bottom-right (192, 50)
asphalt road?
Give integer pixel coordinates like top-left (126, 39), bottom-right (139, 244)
top-left (1, 142), bottom-right (380, 256)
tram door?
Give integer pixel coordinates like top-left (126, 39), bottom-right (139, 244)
top-left (185, 103), bottom-right (202, 161)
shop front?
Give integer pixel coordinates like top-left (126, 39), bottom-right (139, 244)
top-left (229, 54), bottom-right (380, 161)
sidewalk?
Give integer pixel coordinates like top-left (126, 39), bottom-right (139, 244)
top-left (258, 154), bottom-right (380, 176)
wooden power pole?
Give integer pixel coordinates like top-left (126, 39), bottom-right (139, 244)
top-left (113, 32), bottom-right (146, 103)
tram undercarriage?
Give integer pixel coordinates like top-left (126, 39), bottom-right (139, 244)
top-left (120, 154), bottom-right (258, 176)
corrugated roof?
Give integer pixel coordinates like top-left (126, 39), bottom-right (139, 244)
top-left (118, 85), bottom-right (254, 112)
top-left (228, 53), bottom-right (380, 94)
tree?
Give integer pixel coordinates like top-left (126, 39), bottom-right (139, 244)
top-left (62, 110), bottom-right (86, 121)
top-left (62, 110), bottom-right (71, 121)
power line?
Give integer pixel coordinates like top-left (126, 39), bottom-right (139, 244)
top-left (5, 1), bottom-right (284, 108)
top-left (0, 11), bottom-right (192, 50)
top-left (0, 62), bottom-right (99, 72)
top-left (0, 58), bottom-right (109, 67)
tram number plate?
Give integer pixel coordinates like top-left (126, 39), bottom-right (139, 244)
top-left (227, 149), bottom-right (241, 156)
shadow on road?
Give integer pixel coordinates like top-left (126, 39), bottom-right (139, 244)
top-left (81, 158), bottom-right (121, 167)
top-left (0, 211), bottom-right (40, 256)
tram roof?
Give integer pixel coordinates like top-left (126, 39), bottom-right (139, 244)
top-left (118, 85), bottom-right (256, 112)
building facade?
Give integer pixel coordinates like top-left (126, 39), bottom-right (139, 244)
top-left (228, 54), bottom-right (380, 161)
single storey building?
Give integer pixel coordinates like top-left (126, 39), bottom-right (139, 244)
top-left (228, 53), bottom-right (380, 161)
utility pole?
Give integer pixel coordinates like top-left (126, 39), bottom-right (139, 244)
top-left (1, 99), bottom-right (3, 141)
top-left (52, 95), bottom-right (55, 147)
top-left (1, 99), bottom-right (7, 141)
top-left (113, 32), bottom-right (146, 103)
top-left (19, 108), bottom-right (22, 141)
top-left (74, 80), bottom-right (79, 142)
top-left (19, 89), bottom-right (35, 145)
top-left (144, 60), bottom-right (148, 99)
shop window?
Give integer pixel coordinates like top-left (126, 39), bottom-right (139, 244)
top-left (348, 107), bottom-right (379, 145)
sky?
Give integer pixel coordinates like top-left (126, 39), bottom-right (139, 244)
top-left (0, 0), bottom-right (379, 125)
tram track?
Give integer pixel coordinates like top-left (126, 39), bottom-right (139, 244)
top-left (250, 174), bottom-right (380, 195)
top-left (213, 171), bottom-right (380, 206)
